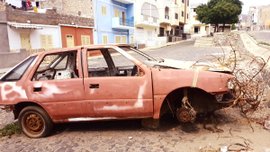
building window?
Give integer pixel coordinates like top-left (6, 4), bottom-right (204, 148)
top-left (101, 5), bottom-right (107, 16)
top-left (41, 35), bottom-right (53, 49)
top-left (20, 33), bottom-right (31, 50)
top-left (81, 35), bottom-right (91, 45)
top-left (115, 35), bottom-right (121, 43)
top-left (182, 0), bottom-right (185, 3)
top-left (175, 13), bottom-right (178, 19)
top-left (141, 2), bottom-right (159, 20)
top-left (102, 35), bottom-right (108, 44)
top-left (121, 36), bottom-right (127, 43)
top-left (165, 7), bottom-right (169, 19)
top-left (181, 11), bottom-right (184, 17)
top-left (130, 35), bottom-right (134, 44)
top-left (187, 13), bottom-right (189, 19)
top-left (114, 9), bottom-right (120, 17)
top-left (187, 0), bottom-right (189, 6)
top-left (66, 34), bottom-right (75, 47)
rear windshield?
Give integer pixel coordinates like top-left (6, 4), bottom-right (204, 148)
top-left (1, 56), bottom-right (36, 81)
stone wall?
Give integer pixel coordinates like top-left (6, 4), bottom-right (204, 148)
top-left (41, 0), bottom-right (93, 18)
top-left (6, 7), bottom-right (94, 27)
top-left (0, 23), bottom-right (9, 53)
top-left (0, 50), bottom-right (28, 68)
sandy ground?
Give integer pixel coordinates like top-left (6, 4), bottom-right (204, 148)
top-left (0, 107), bottom-right (270, 152)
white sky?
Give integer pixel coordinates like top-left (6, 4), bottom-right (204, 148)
top-left (190, 0), bottom-right (270, 14)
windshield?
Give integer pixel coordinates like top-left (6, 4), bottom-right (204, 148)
top-left (119, 46), bottom-right (158, 65)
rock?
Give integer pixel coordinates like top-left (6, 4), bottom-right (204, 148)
top-left (264, 119), bottom-right (270, 130)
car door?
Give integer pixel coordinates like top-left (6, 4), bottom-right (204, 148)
top-left (27, 50), bottom-right (86, 120)
top-left (82, 47), bottom-right (153, 118)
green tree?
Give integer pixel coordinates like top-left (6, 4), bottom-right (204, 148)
top-left (196, 0), bottom-right (242, 32)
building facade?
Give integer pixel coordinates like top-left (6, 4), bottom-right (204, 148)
top-left (133, 0), bottom-right (160, 47)
top-left (157, 0), bottom-right (189, 43)
top-left (0, 0), bottom-right (94, 68)
top-left (257, 5), bottom-right (270, 30)
top-left (133, 0), bottom-right (189, 48)
top-left (93, 0), bottom-right (134, 44)
top-left (185, 4), bottom-right (210, 36)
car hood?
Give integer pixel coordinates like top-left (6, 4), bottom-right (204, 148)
top-left (146, 58), bottom-right (232, 73)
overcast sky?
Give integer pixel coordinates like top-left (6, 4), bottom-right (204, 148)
top-left (190, 0), bottom-right (270, 14)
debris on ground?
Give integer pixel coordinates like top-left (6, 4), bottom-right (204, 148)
top-left (264, 117), bottom-right (270, 130)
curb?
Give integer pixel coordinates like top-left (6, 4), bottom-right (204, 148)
top-left (140, 39), bottom-right (194, 52)
top-left (240, 32), bottom-right (270, 66)
top-left (248, 33), bottom-right (270, 50)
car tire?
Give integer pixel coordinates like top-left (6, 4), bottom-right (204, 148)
top-left (18, 106), bottom-right (53, 138)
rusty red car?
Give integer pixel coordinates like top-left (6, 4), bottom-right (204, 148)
top-left (0, 44), bottom-right (234, 138)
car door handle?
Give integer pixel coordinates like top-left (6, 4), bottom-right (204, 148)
top-left (33, 87), bottom-right (42, 92)
top-left (89, 84), bottom-right (99, 89)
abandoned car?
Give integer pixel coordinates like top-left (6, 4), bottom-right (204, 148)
top-left (0, 44), bottom-right (235, 138)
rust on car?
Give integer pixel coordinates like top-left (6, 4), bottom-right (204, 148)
top-left (0, 44), bottom-right (235, 138)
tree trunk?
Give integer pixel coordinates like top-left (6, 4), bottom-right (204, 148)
top-left (214, 24), bottom-right (218, 32)
top-left (222, 23), bottom-right (225, 32)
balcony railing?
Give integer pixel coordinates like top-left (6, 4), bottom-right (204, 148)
top-left (113, 0), bottom-right (134, 4)
top-left (112, 17), bottom-right (134, 30)
top-left (119, 18), bottom-right (134, 27)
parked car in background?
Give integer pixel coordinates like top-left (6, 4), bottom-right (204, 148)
top-left (0, 44), bottom-right (235, 138)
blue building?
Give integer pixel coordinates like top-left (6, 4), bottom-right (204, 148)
top-left (94, 0), bottom-right (134, 44)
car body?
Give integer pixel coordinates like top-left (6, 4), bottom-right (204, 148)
top-left (0, 44), bottom-right (234, 138)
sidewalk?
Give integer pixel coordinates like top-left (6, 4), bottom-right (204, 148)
top-left (0, 68), bottom-right (10, 76)
top-left (140, 38), bottom-right (194, 51)
top-left (240, 32), bottom-right (270, 65)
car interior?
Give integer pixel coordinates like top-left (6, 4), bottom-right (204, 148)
top-left (88, 48), bottom-right (139, 77)
top-left (33, 51), bottom-right (78, 81)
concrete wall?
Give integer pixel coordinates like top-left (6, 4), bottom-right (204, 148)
top-left (0, 50), bottom-right (28, 68)
top-left (0, 23), bottom-right (10, 53)
top-left (41, 0), bottom-right (94, 18)
top-left (6, 7), bottom-right (94, 27)
top-left (134, 26), bottom-right (159, 47)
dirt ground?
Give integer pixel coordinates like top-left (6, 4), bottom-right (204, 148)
top-left (0, 106), bottom-right (270, 152)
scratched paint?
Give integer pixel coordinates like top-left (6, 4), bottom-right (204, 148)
top-left (0, 82), bottom-right (27, 101)
top-left (32, 82), bottom-right (70, 98)
top-left (99, 81), bottom-right (147, 111)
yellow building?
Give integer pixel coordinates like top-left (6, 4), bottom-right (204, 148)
top-left (258, 5), bottom-right (270, 30)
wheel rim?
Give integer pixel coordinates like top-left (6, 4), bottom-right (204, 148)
top-left (23, 112), bottom-right (45, 135)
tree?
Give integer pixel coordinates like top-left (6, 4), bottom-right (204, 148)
top-left (196, 0), bottom-right (243, 32)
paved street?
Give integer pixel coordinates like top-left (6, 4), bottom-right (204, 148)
top-left (249, 31), bottom-right (270, 44)
top-left (146, 40), bottom-right (226, 61)
top-left (1, 40), bottom-right (269, 152)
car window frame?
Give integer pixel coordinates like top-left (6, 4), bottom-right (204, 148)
top-left (31, 50), bottom-right (79, 81)
top-left (0, 56), bottom-right (37, 82)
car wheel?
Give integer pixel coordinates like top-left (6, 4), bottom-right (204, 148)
top-left (18, 106), bottom-right (53, 138)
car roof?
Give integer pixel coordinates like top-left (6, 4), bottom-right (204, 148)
top-left (30, 44), bottom-right (132, 56)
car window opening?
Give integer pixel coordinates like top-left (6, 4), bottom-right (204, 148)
top-left (33, 51), bottom-right (78, 81)
top-left (87, 48), bottom-right (141, 77)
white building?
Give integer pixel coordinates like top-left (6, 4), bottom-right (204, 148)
top-left (185, 4), bottom-right (211, 36)
top-left (134, 0), bottom-right (189, 48)
top-left (7, 22), bottom-right (62, 51)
